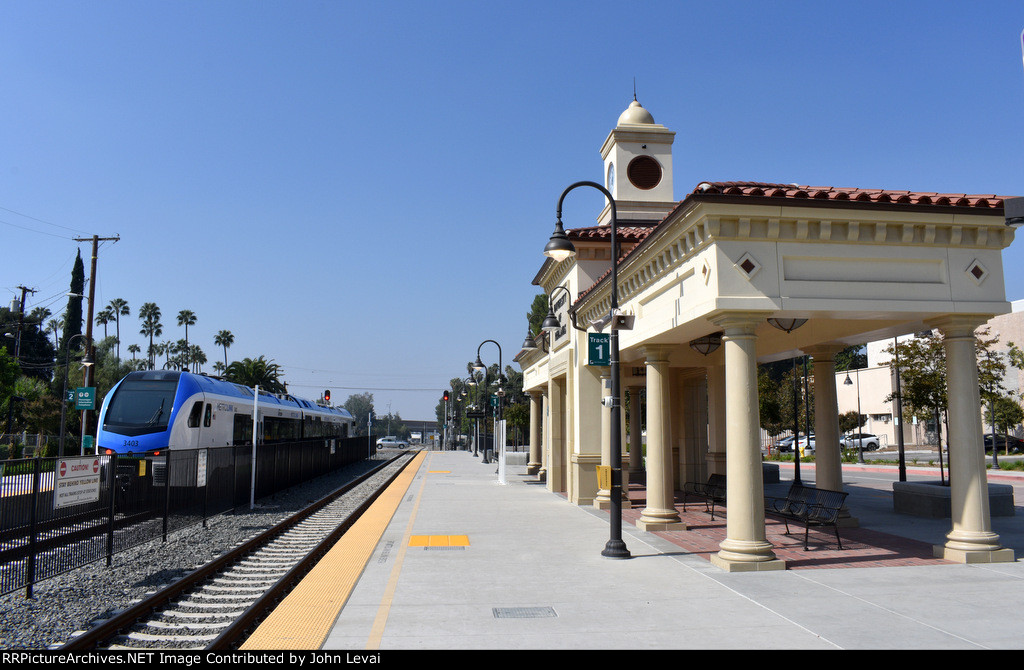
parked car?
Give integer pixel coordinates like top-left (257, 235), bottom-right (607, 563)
top-left (983, 434), bottom-right (1024, 454)
top-left (842, 433), bottom-right (880, 451)
top-left (796, 435), bottom-right (816, 454)
top-left (775, 436), bottom-right (796, 452)
top-left (376, 435), bottom-right (409, 448)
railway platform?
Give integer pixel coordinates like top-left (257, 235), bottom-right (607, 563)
top-left (242, 450), bottom-right (1024, 650)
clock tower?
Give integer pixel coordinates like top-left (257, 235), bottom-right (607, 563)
top-left (597, 98), bottom-right (676, 227)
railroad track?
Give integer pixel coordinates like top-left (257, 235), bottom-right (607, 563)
top-left (59, 450), bottom-right (416, 651)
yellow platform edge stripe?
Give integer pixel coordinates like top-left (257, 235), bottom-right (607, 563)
top-left (409, 534), bottom-right (470, 547)
top-left (241, 451), bottom-right (427, 650)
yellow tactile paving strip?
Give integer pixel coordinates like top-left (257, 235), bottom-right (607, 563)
top-left (409, 534), bottom-right (470, 547)
top-left (241, 451), bottom-right (427, 650)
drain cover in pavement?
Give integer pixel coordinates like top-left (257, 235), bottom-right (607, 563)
top-left (492, 607), bottom-right (557, 619)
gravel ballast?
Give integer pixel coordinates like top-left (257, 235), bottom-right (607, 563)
top-left (0, 453), bottom-right (400, 650)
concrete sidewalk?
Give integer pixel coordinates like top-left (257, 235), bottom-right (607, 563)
top-left (324, 450), bottom-right (1024, 650)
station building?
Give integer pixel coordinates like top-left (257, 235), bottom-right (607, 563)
top-left (515, 99), bottom-right (1019, 571)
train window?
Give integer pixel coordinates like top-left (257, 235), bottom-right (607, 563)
top-left (103, 378), bottom-right (179, 436)
top-left (188, 402), bottom-right (203, 428)
top-left (233, 414), bottom-right (252, 444)
top-left (204, 403), bottom-right (212, 428)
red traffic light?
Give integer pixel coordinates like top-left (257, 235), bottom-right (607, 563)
top-left (443, 391), bottom-right (450, 401)
top-left (324, 389), bottom-right (331, 402)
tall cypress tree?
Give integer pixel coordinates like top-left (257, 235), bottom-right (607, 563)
top-left (59, 249), bottom-right (85, 357)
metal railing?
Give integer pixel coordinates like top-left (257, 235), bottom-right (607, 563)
top-left (0, 436), bottom-right (374, 597)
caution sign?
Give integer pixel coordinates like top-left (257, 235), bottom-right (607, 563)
top-left (55, 457), bottom-right (102, 509)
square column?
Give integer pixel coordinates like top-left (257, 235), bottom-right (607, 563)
top-left (930, 316), bottom-right (1014, 563)
top-left (547, 377), bottom-right (566, 493)
top-left (628, 386), bottom-right (644, 481)
top-left (637, 346), bottom-right (684, 531)
top-left (710, 314), bottom-right (785, 572)
top-left (528, 391), bottom-right (543, 476)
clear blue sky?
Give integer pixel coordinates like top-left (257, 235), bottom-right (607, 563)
top-left (2, 1), bottom-right (1022, 420)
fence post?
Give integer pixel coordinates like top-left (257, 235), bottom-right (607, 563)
top-left (106, 454), bottom-right (117, 566)
top-left (26, 457), bottom-right (41, 599)
top-left (162, 451), bottom-right (171, 542)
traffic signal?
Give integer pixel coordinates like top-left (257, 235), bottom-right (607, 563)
top-left (443, 390), bottom-right (450, 402)
top-left (324, 389), bottom-right (330, 402)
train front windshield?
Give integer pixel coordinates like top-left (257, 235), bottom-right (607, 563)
top-left (103, 378), bottom-right (179, 436)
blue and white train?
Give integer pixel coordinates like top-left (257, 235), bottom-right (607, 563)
top-left (96, 370), bottom-right (356, 457)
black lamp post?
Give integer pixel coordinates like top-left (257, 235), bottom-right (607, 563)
top-left (473, 340), bottom-right (503, 463)
top-left (843, 365), bottom-right (865, 464)
top-left (545, 180), bottom-right (630, 559)
top-left (766, 317), bottom-right (808, 484)
top-left (59, 333), bottom-right (93, 458)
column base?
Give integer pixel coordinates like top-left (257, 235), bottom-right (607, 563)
top-left (711, 538), bottom-right (786, 572)
top-left (710, 553), bottom-right (787, 572)
top-left (636, 508), bottom-right (684, 531)
top-left (934, 545), bottom-right (1015, 563)
top-left (594, 490), bottom-right (632, 509)
top-left (527, 461), bottom-right (541, 475)
top-left (934, 530), bottom-right (1015, 563)
top-left (636, 518), bottom-right (686, 532)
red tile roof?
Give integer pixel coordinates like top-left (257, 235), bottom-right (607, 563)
top-left (566, 181), bottom-right (1014, 307)
top-left (691, 181), bottom-right (1008, 209)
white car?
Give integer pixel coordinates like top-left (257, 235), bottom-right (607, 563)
top-left (376, 436), bottom-right (409, 448)
top-left (842, 433), bottom-right (880, 450)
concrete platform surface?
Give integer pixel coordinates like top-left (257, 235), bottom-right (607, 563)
top-left (318, 451), bottom-right (1024, 650)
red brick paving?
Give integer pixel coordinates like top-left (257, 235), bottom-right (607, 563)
top-left (619, 485), bottom-right (949, 569)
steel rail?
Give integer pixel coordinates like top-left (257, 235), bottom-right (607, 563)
top-left (60, 450), bottom-right (414, 650)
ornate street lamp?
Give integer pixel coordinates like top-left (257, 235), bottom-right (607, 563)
top-left (768, 317), bottom-right (807, 483)
top-left (545, 180), bottom-right (630, 559)
top-left (474, 340), bottom-right (503, 463)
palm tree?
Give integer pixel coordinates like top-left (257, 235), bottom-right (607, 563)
top-left (95, 307), bottom-right (113, 340)
top-left (108, 298), bottom-right (129, 359)
top-left (138, 303), bottom-right (162, 369)
top-left (224, 356), bottom-right (286, 394)
top-left (214, 330), bottom-right (234, 368)
top-left (190, 345), bottom-right (206, 373)
top-left (212, 361), bottom-right (225, 376)
top-left (127, 343), bottom-right (140, 361)
top-left (48, 318), bottom-right (63, 351)
top-left (177, 309), bottom-right (197, 351)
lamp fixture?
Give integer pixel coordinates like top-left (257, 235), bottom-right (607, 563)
top-left (544, 218), bottom-right (576, 262)
top-left (767, 317), bottom-right (807, 333)
top-left (689, 332), bottom-right (723, 356)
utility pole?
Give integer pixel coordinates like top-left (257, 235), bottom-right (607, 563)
top-left (73, 234), bottom-right (120, 454)
top-left (11, 285), bottom-right (37, 362)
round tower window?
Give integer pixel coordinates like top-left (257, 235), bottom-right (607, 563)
top-left (627, 156), bottom-right (662, 190)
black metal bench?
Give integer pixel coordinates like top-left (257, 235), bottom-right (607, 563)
top-left (682, 473), bottom-right (727, 520)
top-left (765, 483), bottom-right (848, 551)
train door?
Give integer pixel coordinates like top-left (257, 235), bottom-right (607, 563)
top-left (186, 400), bottom-right (203, 448)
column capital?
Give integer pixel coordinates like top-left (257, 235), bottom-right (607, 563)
top-left (641, 344), bottom-right (673, 363)
top-left (709, 310), bottom-right (774, 335)
top-left (803, 343), bottom-right (844, 360)
top-left (926, 314), bottom-right (992, 339)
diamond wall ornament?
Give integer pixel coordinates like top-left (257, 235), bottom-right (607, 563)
top-left (966, 259), bottom-right (988, 286)
top-left (735, 252), bottom-right (761, 279)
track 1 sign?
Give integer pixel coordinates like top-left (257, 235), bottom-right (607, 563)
top-left (588, 333), bottom-right (610, 366)
top-left (55, 457), bottom-right (102, 509)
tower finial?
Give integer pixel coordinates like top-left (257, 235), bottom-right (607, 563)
top-left (633, 78), bottom-right (637, 101)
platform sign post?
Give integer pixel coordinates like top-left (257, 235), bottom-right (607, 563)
top-left (496, 419), bottom-right (507, 485)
